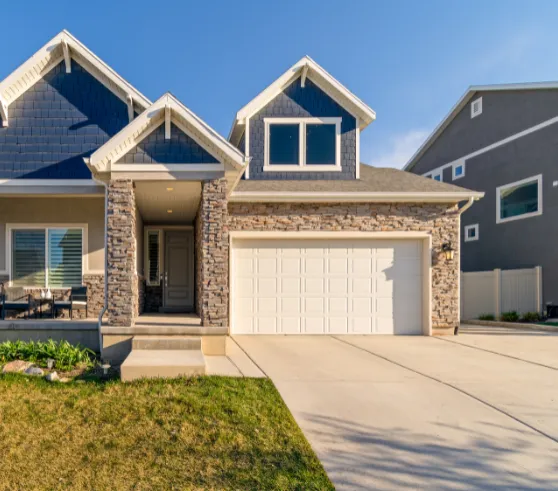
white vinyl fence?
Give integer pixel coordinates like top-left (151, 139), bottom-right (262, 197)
top-left (460, 267), bottom-right (542, 320)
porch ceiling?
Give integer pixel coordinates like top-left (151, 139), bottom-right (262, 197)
top-left (134, 181), bottom-right (201, 224)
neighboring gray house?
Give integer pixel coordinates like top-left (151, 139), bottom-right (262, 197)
top-left (0, 31), bottom-right (482, 379)
top-left (404, 83), bottom-right (558, 310)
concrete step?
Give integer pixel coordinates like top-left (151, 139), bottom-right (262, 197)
top-left (132, 335), bottom-right (201, 351)
top-left (120, 350), bottom-right (206, 381)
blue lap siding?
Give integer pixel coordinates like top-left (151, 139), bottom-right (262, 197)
top-left (247, 77), bottom-right (357, 180)
top-left (0, 60), bottom-right (130, 179)
top-left (119, 123), bottom-right (218, 164)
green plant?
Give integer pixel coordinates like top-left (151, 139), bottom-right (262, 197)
top-left (521, 312), bottom-right (541, 322)
top-left (500, 311), bottom-right (519, 322)
top-left (478, 314), bottom-right (495, 321)
top-left (0, 339), bottom-right (96, 371)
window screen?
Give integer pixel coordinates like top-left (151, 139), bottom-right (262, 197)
top-left (12, 230), bottom-right (46, 287)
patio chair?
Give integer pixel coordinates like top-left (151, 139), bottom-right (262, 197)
top-left (52, 286), bottom-right (88, 319)
top-left (0, 286), bottom-right (36, 320)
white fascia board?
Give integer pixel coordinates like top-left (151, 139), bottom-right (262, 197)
top-left (0, 30), bottom-right (151, 111)
top-left (404, 80), bottom-right (558, 172)
top-left (234, 56), bottom-right (376, 130)
top-left (0, 95), bottom-right (8, 127)
top-left (404, 88), bottom-right (475, 171)
top-left (90, 93), bottom-right (246, 172)
top-left (0, 179), bottom-right (98, 186)
top-left (229, 191), bottom-right (485, 203)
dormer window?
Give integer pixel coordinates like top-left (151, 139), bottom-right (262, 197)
top-left (264, 117), bottom-right (341, 171)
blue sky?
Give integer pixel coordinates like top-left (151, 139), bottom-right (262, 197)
top-left (2, 0), bottom-right (558, 169)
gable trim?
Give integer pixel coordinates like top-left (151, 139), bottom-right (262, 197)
top-left (0, 30), bottom-right (151, 126)
top-left (405, 81), bottom-right (558, 172)
top-left (229, 56), bottom-right (376, 145)
top-left (88, 93), bottom-right (246, 173)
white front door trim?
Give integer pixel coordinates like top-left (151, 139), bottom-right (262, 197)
top-left (229, 231), bottom-right (432, 336)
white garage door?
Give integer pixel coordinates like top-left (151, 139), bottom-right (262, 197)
top-left (232, 238), bottom-right (424, 335)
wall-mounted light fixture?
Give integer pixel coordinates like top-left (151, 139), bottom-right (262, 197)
top-left (442, 243), bottom-right (455, 260)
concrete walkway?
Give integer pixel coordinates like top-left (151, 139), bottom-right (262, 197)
top-left (235, 332), bottom-right (558, 490)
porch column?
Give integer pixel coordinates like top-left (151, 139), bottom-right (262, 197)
top-left (107, 179), bottom-right (138, 327)
top-left (196, 178), bottom-right (228, 328)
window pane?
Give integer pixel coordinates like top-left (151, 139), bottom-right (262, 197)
top-left (500, 181), bottom-right (539, 219)
top-left (12, 230), bottom-right (45, 287)
top-left (306, 124), bottom-right (336, 165)
top-left (455, 165), bottom-right (463, 177)
top-left (269, 124), bottom-right (299, 165)
top-left (148, 231), bottom-right (160, 285)
top-left (434, 174), bottom-right (441, 181)
top-left (48, 229), bottom-right (82, 287)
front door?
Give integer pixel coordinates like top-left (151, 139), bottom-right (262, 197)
top-left (163, 230), bottom-right (194, 312)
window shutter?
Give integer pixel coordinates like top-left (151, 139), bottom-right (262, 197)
top-left (147, 231), bottom-right (160, 285)
top-left (48, 229), bottom-right (82, 287)
top-left (12, 230), bottom-right (46, 287)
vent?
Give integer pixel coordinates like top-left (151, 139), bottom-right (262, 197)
top-left (471, 97), bottom-right (483, 118)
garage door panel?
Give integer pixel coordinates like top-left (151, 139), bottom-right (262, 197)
top-left (305, 257), bottom-right (326, 275)
top-left (280, 317), bottom-right (301, 334)
top-left (329, 297), bottom-right (348, 313)
top-left (329, 317), bottom-right (348, 334)
top-left (305, 317), bottom-right (326, 334)
top-left (281, 257), bottom-right (302, 275)
top-left (328, 278), bottom-right (348, 294)
top-left (281, 277), bottom-right (301, 294)
top-left (232, 238), bottom-right (423, 335)
top-left (304, 278), bottom-right (325, 295)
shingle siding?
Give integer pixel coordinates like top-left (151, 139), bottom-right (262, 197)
top-left (119, 123), bottom-right (218, 164)
top-left (0, 60), bottom-right (130, 179)
top-left (247, 78), bottom-right (357, 180)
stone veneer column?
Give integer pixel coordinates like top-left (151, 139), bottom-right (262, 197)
top-left (107, 179), bottom-right (138, 327)
top-left (196, 178), bottom-right (228, 327)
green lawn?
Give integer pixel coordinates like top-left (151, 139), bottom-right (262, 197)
top-left (0, 374), bottom-right (332, 491)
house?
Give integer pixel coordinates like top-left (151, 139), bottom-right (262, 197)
top-left (404, 83), bottom-right (557, 311)
top-left (0, 31), bottom-right (482, 375)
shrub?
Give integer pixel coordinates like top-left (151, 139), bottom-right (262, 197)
top-left (520, 312), bottom-right (541, 322)
top-left (0, 339), bottom-right (96, 371)
top-left (478, 314), bottom-right (495, 321)
top-left (500, 311), bottom-right (520, 322)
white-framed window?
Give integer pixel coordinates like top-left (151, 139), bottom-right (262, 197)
top-left (471, 97), bottom-right (483, 118)
top-left (452, 161), bottom-right (466, 180)
top-left (432, 169), bottom-right (443, 182)
top-left (7, 225), bottom-right (85, 288)
top-left (263, 117), bottom-right (342, 172)
top-left (496, 174), bottom-right (543, 224)
top-left (146, 229), bottom-right (161, 286)
top-left (464, 224), bottom-right (479, 242)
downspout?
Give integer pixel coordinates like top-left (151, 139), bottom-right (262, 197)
top-left (86, 158), bottom-right (108, 357)
top-left (458, 196), bottom-right (475, 214)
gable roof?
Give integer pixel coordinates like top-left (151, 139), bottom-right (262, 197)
top-left (87, 92), bottom-right (246, 173)
top-left (228, 56), bottom-right (376, 146)
top-left (0, 30), bottom-right (151, 127)
top-left (404, 81), bottom-right (558, 172)
top-left (230, 163), bottom-right (484, 203)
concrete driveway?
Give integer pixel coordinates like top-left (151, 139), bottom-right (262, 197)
top-left (234, 326), bottom-right (558, 490)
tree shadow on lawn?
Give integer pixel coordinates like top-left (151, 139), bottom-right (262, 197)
top-left (302, 413), bottom-right (558, 491)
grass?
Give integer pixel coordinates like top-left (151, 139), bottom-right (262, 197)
top-left (0, 374), bottom-right (332, 491)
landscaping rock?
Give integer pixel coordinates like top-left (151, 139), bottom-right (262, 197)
top-left (24, 366), bottom-right (44, 376)
top-left (2, 360), bottom-right (33, 374)
top-left (45, 372), bottom-right (60, 382)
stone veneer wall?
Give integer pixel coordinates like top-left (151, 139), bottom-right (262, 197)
top-left (0, 273), bottom-right (104, 319)
top-left (195, 178), bottom-right (229, 327)
top-left (227, 202), bottom-right (461, 332)
top-left (107, 180), bottom-right (138, 327)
